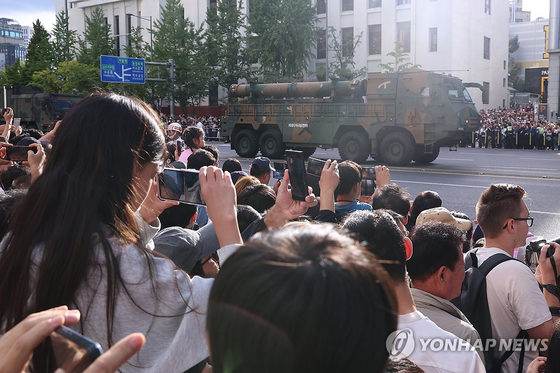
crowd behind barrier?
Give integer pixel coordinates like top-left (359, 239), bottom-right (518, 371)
top-left (461, 104), bottom-right (560, 150)
top-left (0, 98), bottom-right (560, 373)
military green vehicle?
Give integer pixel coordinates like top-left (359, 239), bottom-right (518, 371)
top-left (222, 70), bottom-right (482, 166)
top-left (1, 86), bottom-right (82, 132)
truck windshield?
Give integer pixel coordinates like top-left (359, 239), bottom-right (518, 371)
top-left (463, 88), bottom-right (473, 102)
top-left (53, 100), bottom-right (73, 111)
top-left (444, 83), bottom-right (460, 100)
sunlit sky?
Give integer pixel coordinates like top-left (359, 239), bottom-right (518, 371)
top-left (0, 0), bottom-right (553, 32)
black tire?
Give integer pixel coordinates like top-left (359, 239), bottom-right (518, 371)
top-left (259, 128), bottom-right (286, 159)
top-left (413, 146), bottom-right (440, 164)
top-left (338, 131), bottom-right (371, 163)
top-left (234, 128), bottom-right (259, 158)
top-left (379, 132), bottom-right (415, 166)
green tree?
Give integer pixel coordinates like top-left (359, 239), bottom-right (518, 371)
top-left (508, 35), bottom-right (529, 92)
top-left (246, 0), bottom-right (317, 79)
top-left (204, 0), bottom-right (252, 93)
top-left (52, 11), bottom-right (78, 65)
top-left (77, 7), bottom-right (115, 67)
top-left (22, 20), bottom-right (53, 85)
top-left (153, 0), bottom-right (209, 114)
top-left (379, 40), bottom-right (420, 73)
top-left (317, 26), bottom-right (367, 80)
top-left (31, 61), bottom-right (100, 94)
top-left (0, 59), bottom-right (27, 86)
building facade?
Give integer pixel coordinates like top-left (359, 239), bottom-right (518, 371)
top-left (0, 18), bottom-right (27, 67)
top-left (56, 0), bottom-right (509, 110)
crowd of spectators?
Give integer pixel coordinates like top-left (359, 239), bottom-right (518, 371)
top-left (1, 96), bottom-right (560, 373)
top-left (159, 112), bottom-right (222, 141)
top-left (465, 104), bottom-right (560, 150)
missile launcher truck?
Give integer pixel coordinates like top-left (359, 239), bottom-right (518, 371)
top-left (222, 70), bottom-right (482, 166)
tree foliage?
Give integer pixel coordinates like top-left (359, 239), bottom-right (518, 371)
top-left (22, 20), bottom-right (53, 85)
top-left (30, 60), bottom-right (99, 94)
top-left (0, 59), bottom-right (27, 86)
top-left (204, 0), bottom-right (252, 91)
top-left (508, 35), bottom-right (529, 91)
top-left (77, 7), bottom-right (115, 67)
top-left (153, 0), bottom-right (209, 113)
top-left (246, 0), bottom-right (317, 78)
top-left (379, 40), bottom-right (421, 73)
top-left (52, 11), bottom-right (77, 66)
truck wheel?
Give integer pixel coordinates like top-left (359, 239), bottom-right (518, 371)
top-left (413, 146), bottom-right (440, 164)
top-left (259, 128), bottom-right (286, 159)
top-left (338, 131), bottom-right (371, 163)
top-left (234, 129), bottom-right (259, 158)
top-left (380, 132), bottom-right (414, 166)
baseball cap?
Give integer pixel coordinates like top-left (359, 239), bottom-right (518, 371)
top-left (416, 207), bottom-right (472, 232)
top-left (251, 157), bottom-right (275, 172)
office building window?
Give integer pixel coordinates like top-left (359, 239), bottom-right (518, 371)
top-left (317, 0), bottom-right (326, 14)
top-left (503, 78), bottom-right (506, 87)
top-left (114, 15), bottom-right (120, 53)
top-left (483, 37), bottom-right (490, 59)
top-left (342, 27), bottom-right (353, 57)
top-left (126, 14), bottom-right (132, 47)
top-left (369, 24), bottom-right (382, 55)
top-left (317, 29), bottom-right (327, 59)
top-left (342, 0), bottom-right (354, 11)
top-left (483, 82), bottom-right (489, 104)
top-left (429, 27), bottom-right (437, 52)
top-left (397, 21), bottom-right (411, 53)
top-left (369, 0), bottom-right (381, 7)
top-left (503, 60), bottom-right (506, 69)
top-left (397, 0), bottom-right (411, 5)
top-left (484, 0), bottom-right (491, 15)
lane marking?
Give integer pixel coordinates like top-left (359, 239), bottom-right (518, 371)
top-left (393, 179), bottom-right (487, 189)
top-left (531, 211), bottom-right (560, 217)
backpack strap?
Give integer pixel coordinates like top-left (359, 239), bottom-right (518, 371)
top-left (497, 329), bottom-right (528, 373)
top-left (475, 252), bottom-right (513, 276)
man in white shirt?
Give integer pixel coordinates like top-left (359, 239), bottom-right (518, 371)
top-left (475, 183), bottom-right (560, 372)
top-left (343, 210), bottom-right (485, 372)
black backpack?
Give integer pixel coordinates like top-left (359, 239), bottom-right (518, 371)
top-left (451, 249), bottom-right (527, 373)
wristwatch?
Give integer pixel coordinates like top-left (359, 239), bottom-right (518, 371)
top-left (543, 284), bottom-right (560, 302)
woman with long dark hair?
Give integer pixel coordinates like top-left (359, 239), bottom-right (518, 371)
top-left (0, 93), bottom-right (239, 372)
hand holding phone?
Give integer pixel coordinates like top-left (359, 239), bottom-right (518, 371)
top-left (51, 326), bottom-right (103, 372)
top-left (306, 157), bottom-right (327, 177)
top-left (285, 150), bottom-right (308, 201)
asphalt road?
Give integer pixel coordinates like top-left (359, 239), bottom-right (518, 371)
top-left (209, 142), bottom-right (560, 240)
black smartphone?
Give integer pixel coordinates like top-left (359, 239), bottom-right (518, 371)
top-left (306, 157), bottom-right (326, 177)
top-left (273, 162), bottom-right (287, 171)
top-left (285, 150), bottom-right (308, 201)
top-left (6, 146), bottom-right (37, 161)
top-left (158, 168), bottom-right (205, 205)
top-left (51, 325), bottom-right (103, 373)
top-left (361, 167), bottom-right (377, 196)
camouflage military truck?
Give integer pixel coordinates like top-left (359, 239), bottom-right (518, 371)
top-left (222, 70), bottom-right (482, 166)
top-left (1, 86), bottom-right (82, 132)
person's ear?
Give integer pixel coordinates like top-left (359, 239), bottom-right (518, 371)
top-left (404, 236), bottom-right (413, 260)
top-left (437, 266), bottom-right (446, 283)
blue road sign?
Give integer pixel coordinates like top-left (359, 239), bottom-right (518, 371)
top-left (100, 55), bottom-right (145, 84)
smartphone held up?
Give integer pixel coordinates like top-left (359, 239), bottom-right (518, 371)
top-left (285, 150), bottom-right (308, 201)
top-left (158, 168), bottom-right (205, 205)
top-left (51, 326), bottom-right (103, 373)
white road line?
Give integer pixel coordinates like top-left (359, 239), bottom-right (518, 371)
top-left (520, 158), bottom-right (558, 161)
top-left (393, 180), bottom-right (487, 189)
top-left (474, 165), bottom-right (557, 171)
top-left (531, 211), bottom-right (560, 217)
top-left (435, 158), bottom-right (474, 161)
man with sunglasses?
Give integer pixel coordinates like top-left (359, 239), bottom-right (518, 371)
top-left (475, 183), bottom-right (560, 372)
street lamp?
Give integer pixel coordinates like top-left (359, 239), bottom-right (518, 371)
top-left (127, 13), bottom-right (153, 60)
